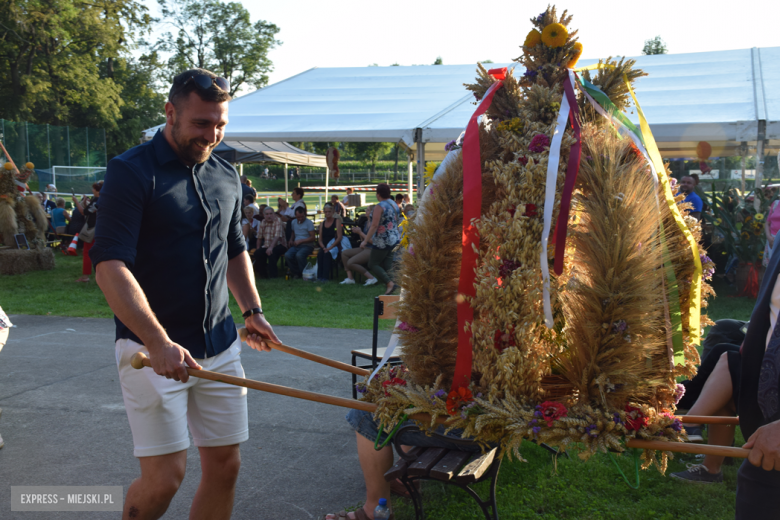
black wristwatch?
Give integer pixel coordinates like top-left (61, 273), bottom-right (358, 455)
top-left (242, 307), bottom-right (264, 319)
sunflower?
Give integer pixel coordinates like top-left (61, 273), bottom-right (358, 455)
top-left (541, 23), bottom-right (568, 48)
top-left (567, 41), bottom-right (583, 68)
top-left (745, 215), bottom-right (752, 223)
top-left (756, 213), bottom-right (765, 222)
top-left (524, 29), bottom-right (542, 48)
top-left (741, 232), bottom-right (750, 240)
top-left (423, 161), bottom-right (440, 185)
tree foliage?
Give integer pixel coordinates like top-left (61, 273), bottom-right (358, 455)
top-left (346, 143), bottom-right (393, 173)
top-left (156, 0), bottom-right (280, 96)
top-left (642, 36), bottom-right (667, 55)
top-left (0, 0), bottom-right (152, 128)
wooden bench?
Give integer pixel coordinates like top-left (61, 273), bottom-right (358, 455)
top-left (383, 424), bottom-right (502, 520)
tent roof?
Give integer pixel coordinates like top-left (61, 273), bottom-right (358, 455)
top-left (143, 47), bottom-right (779, 159)
top-left (213, 140), bottom-right (327, 167)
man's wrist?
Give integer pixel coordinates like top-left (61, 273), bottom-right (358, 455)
top-left (242, 307), bottom-right (263, 319)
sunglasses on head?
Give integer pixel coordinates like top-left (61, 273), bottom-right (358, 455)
top-left (181, 73), bottom-right (230, 93)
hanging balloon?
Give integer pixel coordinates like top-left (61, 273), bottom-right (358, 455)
top-left (696, 141), bottom-right (712, 160)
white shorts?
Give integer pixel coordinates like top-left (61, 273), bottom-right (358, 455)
top-left (115, 337), bottom-right (248, 457)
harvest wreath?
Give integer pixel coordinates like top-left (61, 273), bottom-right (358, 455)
top-left (356, 5), bottom-right (718, 473)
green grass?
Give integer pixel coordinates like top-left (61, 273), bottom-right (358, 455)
top-left (0, 253), bottom-right (394, 330)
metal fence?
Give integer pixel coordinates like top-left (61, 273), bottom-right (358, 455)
top-left (0, 120), bottom-right (107, 170)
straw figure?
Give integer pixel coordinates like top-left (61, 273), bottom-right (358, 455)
top-left (357, 5), bottom-right (715, 473)
top-left (0, 160), bottom-right (50, 263)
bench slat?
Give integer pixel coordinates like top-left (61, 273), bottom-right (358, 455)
top-left (454, 448), bottom-right (497, 484)
top-left (428, 450), bottom-right (473, 482)
top-left (384, 447), bottom-right (424, 482)
top-left (350, 347), bottom-right (404, 360)
top-left (406, 448), bottom-right (447, 478)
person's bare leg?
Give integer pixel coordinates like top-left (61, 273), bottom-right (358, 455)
top-left (685, 353), bottom-right (736, 474)
top-left (190, 444), bottom-right (241, 520)
top-left (325, 433), bottom-right (394, 520)
top-left (686, 353), bottom-right (734, 428)
top-left (123, 451), bottom-right (187, 520)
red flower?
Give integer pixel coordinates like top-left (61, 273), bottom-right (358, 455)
top-left (498, 259), bottom-right (521, 279)
top-left (624, 404), bottom-right (647, 431)
top-left (538, 401), bottom-right (567, 427)
top-left (627, 141), bottom-right (644, 161)
top-left (446, 386), bottom-right (473, 415)
top-left (529, 133), bottom-right (551, 153)
top-left (518, 155), bottom-right (529, 166)
top-left (523, 204), bottom-right (538, 218)
top-left (507, 205), bottom-right (516, 217)
top-left (382, 377), bottom-right (407, 396)
top-left (493, 328), bottom-right (517, 352)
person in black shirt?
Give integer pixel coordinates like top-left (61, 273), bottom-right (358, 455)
top-left (91, 68), bottom-right (280, 520)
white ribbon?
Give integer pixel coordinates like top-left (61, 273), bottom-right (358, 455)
top-left (540, 88), bottom-right (571, 328)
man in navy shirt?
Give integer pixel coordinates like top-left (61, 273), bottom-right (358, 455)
top-left (677, 175), bottom-right (703, 220)
top-left (91, 68), bottom-right (279, 520)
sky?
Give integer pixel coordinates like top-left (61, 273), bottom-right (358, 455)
top-left (143, 0), bottom-right (780, 90)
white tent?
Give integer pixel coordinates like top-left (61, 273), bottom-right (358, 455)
top-left (144, 47), bottom-right (779, 195)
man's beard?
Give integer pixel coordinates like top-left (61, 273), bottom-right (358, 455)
top-left (171, 120), bottom-right (217, 165)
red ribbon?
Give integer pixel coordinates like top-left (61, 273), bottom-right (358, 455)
top-left (553, 74), bottom-right (582, 276)
top-left (737, 262), bottom-right (760, 299)
top-left (451, 73), bottom-right (504, 392)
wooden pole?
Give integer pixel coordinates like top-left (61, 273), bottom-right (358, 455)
top-left (626, 439), bottom-right (749, 459)
top-left (130, 352), bottom-right (749, 457)
top-left (238, 328), bottom-right (369, 377)
top-left (678, 415), bottom-right (739, 425)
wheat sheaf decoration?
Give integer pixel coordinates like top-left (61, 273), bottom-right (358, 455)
top-left (357, 5), bottom-right (713, 473)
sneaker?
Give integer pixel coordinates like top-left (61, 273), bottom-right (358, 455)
top-left (340, 278), bottom-right (356, 285)
top-left (685, 426), bottom-right (704, 443)
top-left (670, 463), bottom-right (723, 483)
top-left (363, 278), bottom-right (378, 286)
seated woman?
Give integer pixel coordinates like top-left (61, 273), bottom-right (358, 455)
top-left (341, 206), bottom-right (378, 286)
top-left (241, 206), bottom-right (255, 251)
top-left (316, 203), bottom-right (342, 282)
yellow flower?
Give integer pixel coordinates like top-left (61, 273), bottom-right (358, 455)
top-left (756, 213), bottom-right (765, 222)
top-left (567, 42), bottom-right (583, 68)
top-left (714, 218), bottom-right (722, 226)
top-left (424, 162), bottom-right (440, 184)
top-left (524, 29), bottom-right (542, 48)
top-left (745, 215), bottom-right (753, 223)
top-left (541, 23), bottom-right (568, 48)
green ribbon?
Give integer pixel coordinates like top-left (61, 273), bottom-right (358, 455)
top-left (577, 77), bottom-right (645, 148)
top-left (374, 413), bottom-right (409, 450)
top-left (607, 448), bottom-right (641, 490)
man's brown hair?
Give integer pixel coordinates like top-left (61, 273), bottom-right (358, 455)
top-left (169, 68), bottom-right (231, 107)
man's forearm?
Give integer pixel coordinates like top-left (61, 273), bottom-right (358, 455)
top-left (95, 260), bottom-right (168, 349)
top-left (227, 252), bottom-right (261, 312)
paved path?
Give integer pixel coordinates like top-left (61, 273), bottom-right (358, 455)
top-left (0, 315), bottom-right (391, 519)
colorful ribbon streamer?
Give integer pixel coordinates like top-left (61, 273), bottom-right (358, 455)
top-left (451, 69), bottom-right (506, 391)
top-left (552, 71), bottom-right (583, 276)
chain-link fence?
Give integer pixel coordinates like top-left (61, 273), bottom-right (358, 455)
top-left (0, 120), bottom-right (107, 171)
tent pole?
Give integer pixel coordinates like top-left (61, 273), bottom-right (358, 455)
top-left (755, 121), bottom-right (766, 211)
top-left (407, 155), bottom-right (413, 203)
top-left (239, 163), bottom-right (243, 176)
top-left (415, 128), bottom-right (424, 197)
top-left (325, 166), bottom-right (329, 200)
top-left (284, 163), bottom-right (289, 199)
top-left (741, 142), bottom-right (747, 194)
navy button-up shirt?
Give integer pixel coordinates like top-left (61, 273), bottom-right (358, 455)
top-left (90, 131), bottom-right (245, 358)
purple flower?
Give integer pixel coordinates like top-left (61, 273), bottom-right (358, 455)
top-left (672, 418), bottom-right (683, 432)
top-left (523, 69), bottom-right (538, 79)
top-left (674, 383), bottom-right (686, 405)
top-left (529, 133), bottom-right (551, 153)
top-left (613, 412), bottom-right (623, 425)
top-left (356, 384), bottom-right (367, 394)
top-left (399, 322), bottom-right (419, 333)
top-left (445, 140), bottom-right (457, 152)
top-left (536, 13), bottom-right (545, 22)
top-left (529, 419), bottom-right (537, 426)
top-left (584, 424), bottom-right (598, 437)
top-left (612, 320), bottom-right (628, 334)
top-left (434, 389), bottom-right (446, 398)
top-left (532, 426), bottom-right (541, 435)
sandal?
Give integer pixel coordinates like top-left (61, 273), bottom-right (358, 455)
top-left (323, 507), bottom-right (394, 520)
top-left (383, 283), bottom-right (396, 296)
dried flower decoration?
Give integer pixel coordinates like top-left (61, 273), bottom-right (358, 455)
top-left (529, 134), bottom-right (551, 153)
top-left (541, 23), bottom-right (568, 48)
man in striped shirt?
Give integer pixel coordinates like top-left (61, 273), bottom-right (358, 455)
top-left (253, 206), bottom-right (286, 278)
